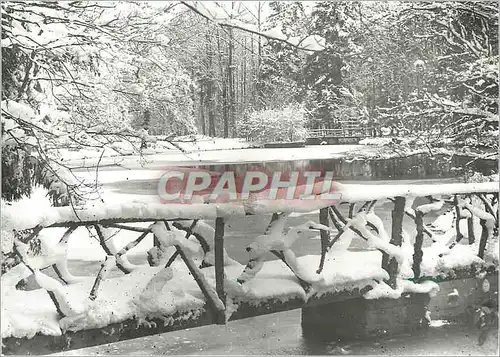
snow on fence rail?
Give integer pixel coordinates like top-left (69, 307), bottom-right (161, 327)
top-left (1, 182), bottom-right (498, 345)
top-left (307, 127), bottom-right (370, 138)
top-left (2, 182), bottom-right (497, 230)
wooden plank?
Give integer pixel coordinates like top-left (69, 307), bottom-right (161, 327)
top-left (330, 205), bottom-right (347, 224)
top-left (477, 193), bottom-right (496, 220)
top-left (13, 240), bottom-right (64, 317)
top-left (172, 220), bottom-right (209, 254)
top-left (115, 231), bottom-right (149, 255)
top-left (52, 226), bottom-right (78, 284)
top-left (94, 225), bottom-right (113, 255)
top-left (214, 217), bottom-right (226, 324)
top-left (327, 206), bottom-right (344, 232)
top-left (115, 231), bottom-right (149, 274)
top-left (466, 194), bottom-right (476, 245)
top-left (356, 201), bottom-right (370, 213)
top-left (367, 200), bottom-right (377, 212)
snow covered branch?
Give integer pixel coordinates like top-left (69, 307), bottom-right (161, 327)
top-left (89, 255), bottom-right (115, 301)
top-left (180, 1), bottom-right (325, 53)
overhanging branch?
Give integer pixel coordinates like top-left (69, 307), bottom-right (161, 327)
top-left (179, 1), bottom-right (324, 53)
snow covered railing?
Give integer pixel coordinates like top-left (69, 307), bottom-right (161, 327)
top-left (338, 182), bottom-right (498, 203)
top-left (2, 181), bottom-right (498, 346)
top-left (3, 182), bottom-right (497, 230)
top-left (307, 127), bottom-right (370, 138)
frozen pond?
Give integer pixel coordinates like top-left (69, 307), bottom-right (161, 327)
top-left (66, 144), bottom-right (366, 169)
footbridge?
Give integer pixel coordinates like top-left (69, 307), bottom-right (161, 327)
top-left (306, 126), bottom-right (373, 144)
top-left (1, 182), bottom-right (498, 354)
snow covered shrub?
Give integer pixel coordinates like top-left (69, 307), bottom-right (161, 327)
top-left (237, 104), bottom-right (308, 143)
top-left (465, 171), bottom-right (499, 184)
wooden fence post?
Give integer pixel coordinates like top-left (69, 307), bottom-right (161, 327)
top-left (467, 217), bottom-right (475, 244)
top-left (478, 219), bottom-right (488, 259)
top-left (317, 207), bottom-right (330, 274)
top-left (214, 217), bottom-right (226, 324)
top-left (412, 210), bottom-right (424, 280)
top-left (384, 196), bottom-right (405, 289)
top-left (454, 194), bottom-right (463, 242)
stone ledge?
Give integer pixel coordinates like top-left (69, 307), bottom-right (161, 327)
top-left (301, 270), bottom-right (498, 342)
top-left (301, 293), bottom-right (430, 341)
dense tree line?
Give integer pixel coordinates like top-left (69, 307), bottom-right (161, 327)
top-left (176, 1), bottom-right (497, 150)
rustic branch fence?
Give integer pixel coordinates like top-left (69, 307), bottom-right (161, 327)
top-left (4, 182), bottom-right (499, 329)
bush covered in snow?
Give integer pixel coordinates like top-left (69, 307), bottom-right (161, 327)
top-left (465, 172), bottom-right (499, 184)
top-left (236, 104), bottom-right (308, 143)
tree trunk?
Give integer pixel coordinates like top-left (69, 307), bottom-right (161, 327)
top-left (206, 24), bottom-right (216, 137)
top-left (241, 36), bottom-right (247, 126)
top-left (256, 2), bottom-right (263, 109)
top-left (228, 27), bottom-right (235, 137)
top-left (199, 82), bottom-right (206, 135)
top-left (251, 34), bottom-right (256, 108)
top-left (217, 28), bottom-right (229, 138)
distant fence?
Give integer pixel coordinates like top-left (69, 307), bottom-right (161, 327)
top-left (307, 127), bottom-right (373, 138)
